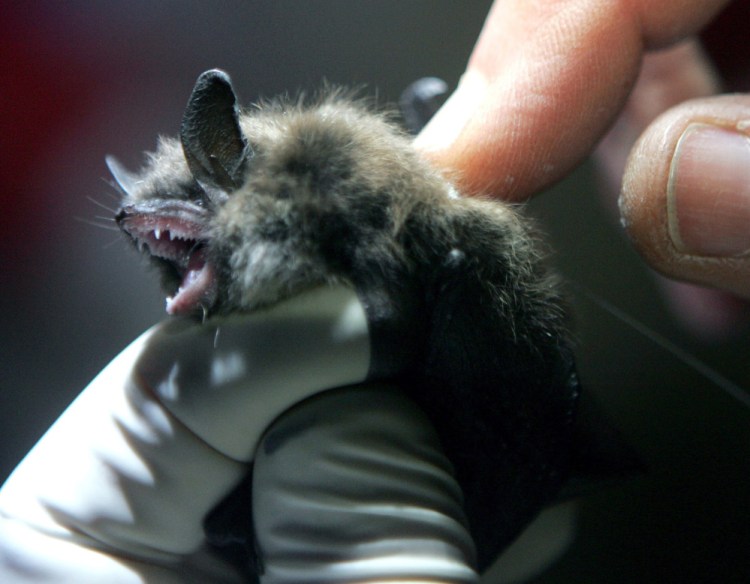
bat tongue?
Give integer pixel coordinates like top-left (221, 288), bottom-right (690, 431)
top-left (165, 248), bottom-right (217, 315)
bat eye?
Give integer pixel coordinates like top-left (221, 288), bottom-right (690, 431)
top-left (192, 181), bottom-right (229, 208)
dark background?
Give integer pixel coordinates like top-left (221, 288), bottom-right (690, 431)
top-left (2, 2), bottom-right (749, 582)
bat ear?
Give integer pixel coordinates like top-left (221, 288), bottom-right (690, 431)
top-left (181, 69), bottom-right (251, 191)
top-left (105, 155), bottom-right (139, 196)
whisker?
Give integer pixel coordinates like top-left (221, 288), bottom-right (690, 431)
top-left (100, 177), bottom-right (126, 199)
top-left (103, 235), bottom-right (125, 249)
top-left (73, 215), bottom-right (124, 248)
top-left (87, 195), bottom-right (118, 214)
top-left (74, 216), bottom-right (121, 232)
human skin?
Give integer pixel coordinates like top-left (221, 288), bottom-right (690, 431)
top-left (415, 0), bottom-right (750, 303)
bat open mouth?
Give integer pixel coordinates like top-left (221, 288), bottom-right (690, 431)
top-left (116, 201), bottom-right (217, 316)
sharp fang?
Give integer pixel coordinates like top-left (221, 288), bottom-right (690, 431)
top-left (169, 231), bottom-right (175, 241)
top-left (155, 228), bottom-right (161, 239)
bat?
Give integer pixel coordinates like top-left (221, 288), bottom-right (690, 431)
top-left (110, 69), bottom-right (583, 574)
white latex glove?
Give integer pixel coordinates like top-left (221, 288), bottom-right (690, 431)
top-left (0, 285), bottom-right (477, 583)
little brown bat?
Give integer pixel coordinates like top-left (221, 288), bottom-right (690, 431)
top-left (110, 69), bottom-right (581, 573)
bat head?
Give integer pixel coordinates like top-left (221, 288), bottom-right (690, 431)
top-left (113, 69), bottom-right (452, 316)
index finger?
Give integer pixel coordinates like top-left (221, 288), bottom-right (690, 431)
top-left (415, 0), bottom-right (731, 201)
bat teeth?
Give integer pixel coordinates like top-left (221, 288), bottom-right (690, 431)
top-left (154, 228), bottom-right (162, 239)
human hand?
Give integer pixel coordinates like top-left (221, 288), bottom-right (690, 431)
top-left (595, 39), bottom-right (749, 337)
top-left (0, 286), bottom-right (478, 583)
top-left (415, 0), bottom-right (749, 325)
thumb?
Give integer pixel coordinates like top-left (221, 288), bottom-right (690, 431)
top-left (620, 94), bottom-right (750, 299)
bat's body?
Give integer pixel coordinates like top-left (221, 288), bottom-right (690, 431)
top-left (112, 70), bottom-right (580, 571)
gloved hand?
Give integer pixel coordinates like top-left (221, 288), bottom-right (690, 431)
top-left (0, 285), bottom-right (477, 583)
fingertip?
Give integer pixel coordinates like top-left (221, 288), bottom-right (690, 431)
top-left (414, 71), bottom-right (488, 156)
top-left (414, 71), bottom-right (494, 196)
top-left (620, 96), bottom-right (750, 299)
top-left (417, 1), bottom-right (645, 201)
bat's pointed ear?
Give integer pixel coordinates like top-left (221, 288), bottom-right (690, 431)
top-left (105, 155), bottom-right (139, 196)
top-left (180, 69), bottom-right (251, 192)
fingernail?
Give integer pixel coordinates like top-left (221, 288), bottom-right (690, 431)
top-left (413, 71), bottom-right (488, 152)
top-left (667, 123), bottom-right (750, 257)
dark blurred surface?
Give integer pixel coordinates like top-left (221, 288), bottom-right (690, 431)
top-left (1, 2), bottom-right (748, 582)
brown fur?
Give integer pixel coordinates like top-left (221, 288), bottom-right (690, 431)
top-left (114, 76), bottom-right (579, 571)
